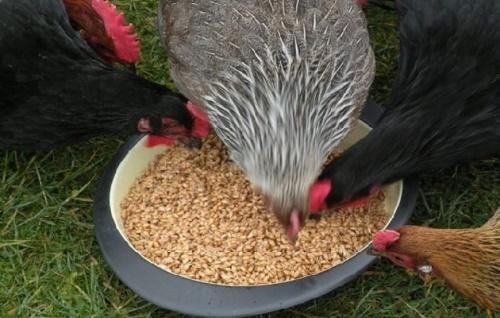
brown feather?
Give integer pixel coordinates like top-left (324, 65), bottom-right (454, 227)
top-left (387, 209), bottom-right (500, 311)
top-left (63, 0), bottom-right (116, 61)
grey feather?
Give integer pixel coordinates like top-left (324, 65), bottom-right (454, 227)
top-left (158, 0), bottom-right (375, 221)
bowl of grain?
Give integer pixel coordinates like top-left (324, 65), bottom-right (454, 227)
top-left (93, 100), bottom-right (417, 317)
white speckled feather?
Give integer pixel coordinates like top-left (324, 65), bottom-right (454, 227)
top-left (159, 0), bottom-right (375, 217)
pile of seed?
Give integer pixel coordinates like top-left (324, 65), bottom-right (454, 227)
top-left (121, 135), bottom-right (389, 286)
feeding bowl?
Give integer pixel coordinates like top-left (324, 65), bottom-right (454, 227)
top-left (93, 100), bottom-right (417, 317)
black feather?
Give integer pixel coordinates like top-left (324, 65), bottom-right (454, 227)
top-left (0, 0), bottom-right (192, 150)
top-left (321, 0), bottom-right (500, 204)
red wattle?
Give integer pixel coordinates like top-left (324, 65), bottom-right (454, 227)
top-left (146, 135), bottom-right (175, 148)
top-left (336, 185), bottom-right (381, 209)
top-left (186, 101), bottom-right (210, 138)
top-left (337, 196), bottom-right (371, 209)
top-left (309, 180), bottom-right (332, 213)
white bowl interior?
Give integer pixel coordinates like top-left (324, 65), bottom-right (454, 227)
top-left (109, 121), bottom-right (402, 281)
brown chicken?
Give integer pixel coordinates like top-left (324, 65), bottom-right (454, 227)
top-left (371, 208), bottom-right (500, 311)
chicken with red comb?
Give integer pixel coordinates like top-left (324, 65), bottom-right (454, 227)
top-left (370, 208), bottom-right (500, 311)
top-left (0, 0), bottom-right (208, 150)
top-left (309, 0), bottom-right (500, 212)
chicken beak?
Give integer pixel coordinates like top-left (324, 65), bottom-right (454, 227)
top-left (287, 233), bottom-right (298, 245)
top-left (286, 209), bottom-right (301, 243)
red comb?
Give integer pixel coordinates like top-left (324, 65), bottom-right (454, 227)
top-left (91, 0), bottom-right (140, 63)
top-left (186, 102), bottom-right (210, 138)
top-left (309, 180), bottom-right (332, 213)
top-left (372, 230), bottom-right (400, 252)
top-left (356, 0), bottom-right (369, 7)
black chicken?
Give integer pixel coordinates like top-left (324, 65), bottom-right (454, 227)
top-left (0, 0), bottom-right (208, 150)
top-left (309, 0), bottom-right (500, 211)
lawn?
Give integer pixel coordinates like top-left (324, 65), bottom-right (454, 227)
top-left (1, 1), bottom-right (499, 317)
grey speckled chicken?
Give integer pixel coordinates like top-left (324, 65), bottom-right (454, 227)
top-left (158, 0), bottom-right (375, 239)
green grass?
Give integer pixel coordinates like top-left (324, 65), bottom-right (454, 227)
top-left (1, 1), bottom-right (499, 317)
